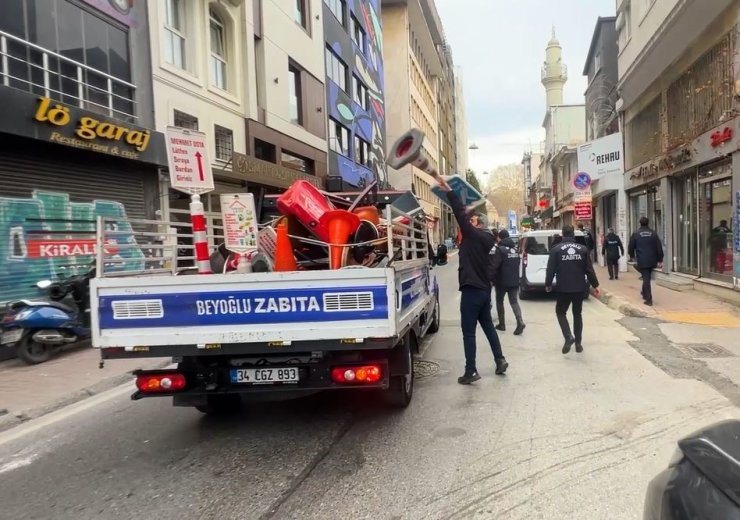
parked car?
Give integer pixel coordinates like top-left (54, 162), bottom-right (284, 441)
top-left (644, 419), bottom-right (740, 519)
top-left (517, 229), bottom-right (590, 300)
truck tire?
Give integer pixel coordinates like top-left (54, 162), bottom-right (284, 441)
top-left (383, 335), bottom-right (414, 408)
top-left (16, 335), bottom-right (53, 365)
top-left (427, 295), bottom-right (440, 334)
top-left (195, 394), bottom-right (242, 415)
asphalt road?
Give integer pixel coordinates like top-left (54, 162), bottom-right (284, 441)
top-left (1, 255), bottom-right (738, 520)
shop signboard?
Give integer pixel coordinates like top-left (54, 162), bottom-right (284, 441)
top-left (165, 127), bottom-right (214, 194)
top-left (577, 133), bottom-right (624, 181)
top-left (575, 202), bottom-right (593, 220)
top-left (221, 194), bottom-right (258, 255)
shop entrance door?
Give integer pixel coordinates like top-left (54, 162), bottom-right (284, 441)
top-left (674, 174), bottom-right (698, 275)
top-left (699, 161), bottom-right (733, 282)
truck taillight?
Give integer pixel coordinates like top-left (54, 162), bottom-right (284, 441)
top-left (136, 372), bottom-right (187, 393)
top-left (331, 365), bottom-right (382, 384)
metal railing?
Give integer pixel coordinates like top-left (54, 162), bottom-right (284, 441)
top-left (0, 30), bottom-right (137, 121)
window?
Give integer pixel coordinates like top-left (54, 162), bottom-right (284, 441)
top-left (295, 0), bottom-right (308, 29)
top-left (255, 138), bottom-right (276, 162)
top-left (351, 16), bottom-right (366, 52)
top-left (288, 65), bottom-right (303, 125)
top-left (354, 136), bottom-right (371, 167)
top-left (324, 0), bottom-right (345, 26)
top-left (164, 0), bottom-right (186, 69)
top-left (325, 46), bottom-right (348, 91)
top-left (214, 125), bottom-right (233, 161)
top-left (352, 75), bottom-right (368, 110)
top-left (209, 8), bottom-right (227, 89)
top-left (281, 150), bottom-right (315, 174)
top-left (174, 110), bottom-right (198, 130)
top-left (329, 118), bottom-right (350, 156)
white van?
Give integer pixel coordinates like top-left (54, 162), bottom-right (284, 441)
top-left (518, 230), bottom-right (590, 300)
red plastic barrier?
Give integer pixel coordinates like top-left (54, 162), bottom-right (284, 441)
top-left (276, 180), bottom-right (334, 242)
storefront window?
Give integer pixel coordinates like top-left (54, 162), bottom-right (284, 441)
top-left (674, 173), bottom-right (698, 275)
top-left (699, 161), bottom-right (733, 281)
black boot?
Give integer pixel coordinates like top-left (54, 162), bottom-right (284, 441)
top-left (496, 323), bottom-right (505, 332)
top-left (562, 336), bottom-right (575, 354)
top-left (513, 322), bottom-right (525, 335)
top-left (457, 371), bottom-right (481, 385)
top-left (495, 359), bottom-right (508, 375)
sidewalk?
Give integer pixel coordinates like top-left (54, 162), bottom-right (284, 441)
top-left (593, 263), bottom-right (740, 327)
top-left (0, 345), bottom-right (169, 432)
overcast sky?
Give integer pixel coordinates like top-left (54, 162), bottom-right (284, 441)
top-left (435, 0), bottom-right (616, 173)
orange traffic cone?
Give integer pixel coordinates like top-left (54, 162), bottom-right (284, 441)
top-left (273, 223), bottom-right (298, 272)
top-left (320, 210), bottom-right (360, 270)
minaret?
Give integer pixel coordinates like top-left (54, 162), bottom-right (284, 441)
top-left (541, 27), bottom-right (567, 107)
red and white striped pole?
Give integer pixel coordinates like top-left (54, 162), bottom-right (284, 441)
top-left (190, 194), bottom-right (212, 274)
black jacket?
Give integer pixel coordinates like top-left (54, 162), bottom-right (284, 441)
top-left (628, 227), bottom-right (664, 269)
top-left (545, 238), bottom-right (599, 293)
top-left (491, 237), bottom-right (521, 288)
top-left (447, 191), bottom-right (497, 291)
top-left (601, 232), bottom-right (624, 261)
top-left (582, 229), bottom-right (595, 251)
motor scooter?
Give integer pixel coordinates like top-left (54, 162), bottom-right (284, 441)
top-left (1, 267), bottom-right (94, 365)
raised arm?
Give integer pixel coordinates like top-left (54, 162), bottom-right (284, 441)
top-left (445, 190), bottom-right (476, 238)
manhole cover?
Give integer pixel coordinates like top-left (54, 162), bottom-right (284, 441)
top-left (414, 359), bottom-right (440, 379)
top-left (676, 343), bottom-right (734, 358)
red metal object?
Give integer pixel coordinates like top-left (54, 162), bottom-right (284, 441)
top-left (277, 180), bottom-right (334, 242)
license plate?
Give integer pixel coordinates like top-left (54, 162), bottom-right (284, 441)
top-left (1, 329), bottom-right (23, 345)
top-left (230, 367), bottom-right (300, 385)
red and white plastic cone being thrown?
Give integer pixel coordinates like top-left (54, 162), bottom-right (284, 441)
top-left (319, 210), bottom-right (361, 270)
top-left (273, 222), bottom-right (298, 272)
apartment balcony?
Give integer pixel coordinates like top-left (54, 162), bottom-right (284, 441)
top-left (0, 30), bottom-right (136, 121)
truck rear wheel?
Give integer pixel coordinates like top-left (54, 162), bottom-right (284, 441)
top-left (383, 335), bottom-right (415, 408)
top-left (195, 394), bottom-right (242, 415)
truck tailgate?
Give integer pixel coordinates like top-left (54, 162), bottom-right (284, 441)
top-left (91, 269), bottom-right (396, 349)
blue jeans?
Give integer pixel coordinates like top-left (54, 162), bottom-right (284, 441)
top-left (460, 286), bottom-right (505, 373)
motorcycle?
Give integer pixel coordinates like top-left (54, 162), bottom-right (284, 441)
top-left (1, 266), bottom-right (94, 365)
top-left (436, 244), bottom-right (448, 266)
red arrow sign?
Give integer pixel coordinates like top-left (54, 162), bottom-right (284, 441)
top-left (195, 151), bottom-right (204, 181)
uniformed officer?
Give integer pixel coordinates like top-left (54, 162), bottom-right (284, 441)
top-left (628, 217), bottom-right (664, 306)
top-left (545, 225), bottom-right (600, 354)
top-left (601, 228), bottom-right (625, 280)
top-left (491, 229), bottom-right (525, 335)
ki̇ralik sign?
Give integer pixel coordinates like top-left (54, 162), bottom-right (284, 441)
top-left (221, 193), bottom-right (258, 255)
top-left (577, 132), bottom-right (624, 181)
top-left (165, 126), bottom-right (214, 194)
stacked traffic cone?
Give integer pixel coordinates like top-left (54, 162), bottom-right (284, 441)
top-left (273, 222), bottom-right (298, 272)
top-left (320, 210), bottom-right (360, 270)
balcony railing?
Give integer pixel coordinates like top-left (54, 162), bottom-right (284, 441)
top-left (0, 30), bottom-right (137, 121)
top-left (541, 62), bottom-right (568, 82)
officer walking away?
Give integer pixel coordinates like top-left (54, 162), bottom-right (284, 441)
top-left (436, 177), bottom-right (508, 384)
top-left (545, 225), bottom-right (600, 354)
top-left (577, 222), bottom-right (595, 261)
top-left (628, 217), bottom-right (664, 306)
top-left (601, 228), bottom-right (625, 280)
top-left (491, 229), bottom-right (525, 335)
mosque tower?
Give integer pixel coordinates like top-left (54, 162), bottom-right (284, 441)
top-left (541, 27), bottom-right (567, 107)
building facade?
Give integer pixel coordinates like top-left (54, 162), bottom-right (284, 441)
top-left (0, 0), bottom-right (168, 304)
top-left (617, 0), bottom-right (740, 297)
top-left (540, 30), bottom-right (586, 229)
top-left (381, 0), bottom-right (454, 245)
top-left (149, 0), bottom-right (329, 227)
top-left (582, 16), bottom-right (625, 268)
top-left (323, 0), bottom-right (388, 191)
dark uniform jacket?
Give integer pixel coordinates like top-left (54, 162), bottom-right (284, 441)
top-left (447, 191), bottom-right (497, 291)
top-left (628, 226), bottom-right (664, 269)
top-left (491, 237), bottom-right (521, 289)
top-left (545, 238), bottom-right (600, 293)
top-left (601, 232), bottom-right (624, 262)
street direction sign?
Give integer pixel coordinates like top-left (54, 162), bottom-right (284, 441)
top-left (221, 193), bottom-right (258, 254)
top-left (165, 126), bottom-right (214, 194)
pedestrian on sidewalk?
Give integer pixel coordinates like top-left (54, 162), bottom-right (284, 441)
top-left (545, 225), bottom-right (600, 354)
top-left (628, 217), bottom-right (664, 307)
top-left (491, 229), bottom-right (525, 335)
top-left (578, 222), bottom-right (595, 262)
top-left (436, 177), bottom-right (508, 384)
top-left (602, 228), bottom-right (624, 280)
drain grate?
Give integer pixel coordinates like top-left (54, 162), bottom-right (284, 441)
top-left (675, 343), bottom-right (734, 358)
top-left (414, 359), bottom-right (441, 379)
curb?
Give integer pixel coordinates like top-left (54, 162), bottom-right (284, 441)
top-left (0, 359), bottom-right (172, 434)
top-left (595, 288), bottom-right (651, 318)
